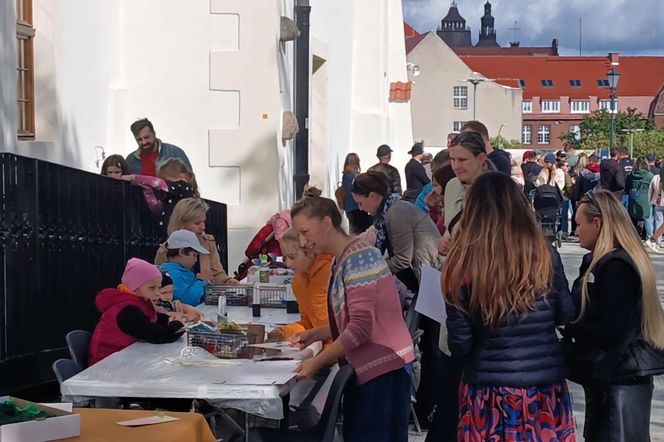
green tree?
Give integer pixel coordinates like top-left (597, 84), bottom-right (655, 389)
top-left (560, 107), bottom-right (664, 156)
top-left (490, 135), bottom-right (523, 150)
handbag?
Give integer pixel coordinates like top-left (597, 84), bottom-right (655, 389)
top-left (562, 326), bottom-right (664, 387)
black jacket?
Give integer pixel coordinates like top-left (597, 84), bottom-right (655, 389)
top-left (368, 163), bottom-right (402, 194)
top-left (487, 149), bottom-right (512, 176)
top-left (403, 159), bottom-right (430, 202)
top-left (446, 248), bottom-right (575, 386)
top-left (600, 158), bottom-right (626, 198)
top-left (566, 249), bottom-right (641, 354)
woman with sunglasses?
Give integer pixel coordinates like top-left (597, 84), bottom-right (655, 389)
top-left (566, 190), bottom-right (664, 441)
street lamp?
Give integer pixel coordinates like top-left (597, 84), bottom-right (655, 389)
top-left (460, 72), bottom-right (493, 120)
top-left (607, 67), bottom-right (621, 149)
top-left (620, 128), bottom-right (644, 159)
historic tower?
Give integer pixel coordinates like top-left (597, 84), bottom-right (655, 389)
top-left (436, 1), bottom-right (472, 47)
top-left (476, 1), bottom-right (500, 47)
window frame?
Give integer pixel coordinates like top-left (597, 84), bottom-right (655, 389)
top-left (16, 0), bottom-right (35, 140)
top-left (541, 79), bottom-right (554, 88)
top-left (537, 125), bottom-right (550, 144)
top-left (453, 86), bottom-right (468, 109)
top-left (570, 99), bottom-right (590, 114)
top-left (453, 121), bottom-right (464, 132)
top-left (522, 125), bottom-right (532, 144)
top-left (569, 124), bottom-right (581, 140)
top-left (522, 101), bottom-right (532, 113)
top-left (598, 99), bottom-right (618, 113)
top-left (541, 100), bottom-right (560, 113)
top-left (569, 79), bottom-right (582, 88)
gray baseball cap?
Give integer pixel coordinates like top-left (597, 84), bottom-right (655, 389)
top-left (166, 229), bottom-right (210, 255)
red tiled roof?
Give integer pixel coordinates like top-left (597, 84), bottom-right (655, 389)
top-left (406, 34), bottom-right (427, 54)
top-left (389, 82), bottom-right (412, 102)
top-left (404, 22), bottom-right (419, 38)
top-left (453, 46), bottom-right (556, 56)
top-left (460, 55), bottom-right (664, 99)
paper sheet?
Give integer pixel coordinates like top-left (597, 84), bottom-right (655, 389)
top-left (117, 415), bottom-right (180, 427)
top-left (245, 341), bottom-right (293, 350)
top-left (415, 265), bottom-right (447, 324)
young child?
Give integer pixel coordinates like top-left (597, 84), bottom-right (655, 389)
top-left (100, 155), bottom-right (130, 178)
top-left (155, 198), bottom-right (238, 284)
top-left (153, 273), bottom-right (205, 323)
top-left (270, 228), bottom-right (332, 341)
top-left (88, 258), bottom-right (185, 366)
top-left (159, 229), bottom-right (211, 306)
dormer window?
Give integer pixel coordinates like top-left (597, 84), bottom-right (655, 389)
top-left (541, 79), bottom-right (554, 87)
top-left (569, 79), bottom-right (582, 88)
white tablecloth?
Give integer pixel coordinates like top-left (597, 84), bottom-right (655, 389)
top-left (62, 307), bottom-right (310, 419)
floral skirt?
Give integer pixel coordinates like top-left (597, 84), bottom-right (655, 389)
top-left (458, 381), bottom-right (576, 442)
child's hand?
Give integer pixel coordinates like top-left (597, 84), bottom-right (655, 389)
top-left (225, 278), bottom-right (239, 285)
top-left (169, 313), bottom-right (186, 323)
top-left (185, 309), bottom-right (204, 323)
top-left (197, 268), bottom-right (214, 282)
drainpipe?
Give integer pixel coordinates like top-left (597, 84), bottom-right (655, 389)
top-left (294, 0), bottom-right (310, 199)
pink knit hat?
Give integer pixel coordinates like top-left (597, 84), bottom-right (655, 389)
top-left (122, 258), bottom-right (162, 291)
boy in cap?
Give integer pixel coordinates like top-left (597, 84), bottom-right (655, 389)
top-left (154, 272), bottom-right (205, 323)
top-left (159, 229), bottom-right (211, 306)
top-left (368, 144), bottom-right (403, 194)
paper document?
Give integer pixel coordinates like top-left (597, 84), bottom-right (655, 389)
top-left (415, 265), bottom-right (447, 324)
top-left (246, 341), bottom-right (293, 350)
top-left (117, 415), bottom-right (180, 427)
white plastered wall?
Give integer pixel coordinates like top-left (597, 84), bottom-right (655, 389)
top-left (408, 33), bottom-right (522, 147)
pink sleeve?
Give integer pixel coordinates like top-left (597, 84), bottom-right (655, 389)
top-left (142, 188), bottom-right (163, 213)
top-left (131, 175), bottom-right (169, 192)
top-left (337, 283), bottom-right (376, 351)
top-left (269, 210), bottom-right (292, 241)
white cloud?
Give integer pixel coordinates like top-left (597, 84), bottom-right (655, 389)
top-left (402, 0), bottom-right (664, 55)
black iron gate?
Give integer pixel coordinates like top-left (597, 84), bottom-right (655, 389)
top-left (0, 153), bottom-right (227, 393)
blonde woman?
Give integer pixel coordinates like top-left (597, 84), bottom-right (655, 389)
top-left (154, 198), bottom-right (238, 284)
top-left (566, 190), bottom-right (664, 441)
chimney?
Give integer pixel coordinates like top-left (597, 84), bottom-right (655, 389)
top-left (609, 52), bottom-right (620, 66)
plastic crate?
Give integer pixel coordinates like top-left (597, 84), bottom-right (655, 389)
top-left (254, 284), bottom-right (288, 308)
top-left (186, 327), bottom-right (253, 359)
top-left (204, 284), bottom-right (253, 306)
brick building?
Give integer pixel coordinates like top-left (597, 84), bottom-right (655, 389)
top-left (461, 54), bottom-right (664, 150)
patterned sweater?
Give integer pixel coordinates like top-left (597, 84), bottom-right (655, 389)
top-left (329, 239), bottom-right (415, 384)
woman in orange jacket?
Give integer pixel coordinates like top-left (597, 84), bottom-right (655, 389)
top-left (271, 227), bottom-right (332, 340)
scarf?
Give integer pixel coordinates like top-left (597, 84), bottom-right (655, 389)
top-left (373, 193), bottom-right (401, 254)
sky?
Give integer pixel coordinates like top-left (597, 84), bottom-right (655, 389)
top-left (402, 0), bottom-right (664, 56)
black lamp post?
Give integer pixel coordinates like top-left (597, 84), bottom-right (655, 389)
top-left (607, 67), bottom-right (621, 149)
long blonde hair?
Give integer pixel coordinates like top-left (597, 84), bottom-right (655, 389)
top-left (444, 172), bottom-right (553, 327)
top-left (167, 198), bottom-right (209, 235)
top-left (577, 190), bottom-right (664, 349)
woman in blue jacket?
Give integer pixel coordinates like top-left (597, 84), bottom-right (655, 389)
top-left (444, 172), bottom-right (576, 441)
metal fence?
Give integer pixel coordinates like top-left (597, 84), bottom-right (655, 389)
top-left (0, 153), bottom-right (227, 393)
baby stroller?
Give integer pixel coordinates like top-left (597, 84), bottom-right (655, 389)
top-left (530, 184), bottom-right (563, 247)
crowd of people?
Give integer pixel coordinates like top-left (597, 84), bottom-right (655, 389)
top-left (87, 117), bottom-right (663, 441)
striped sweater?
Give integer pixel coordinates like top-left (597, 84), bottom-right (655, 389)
top-left (329, 239), bottom-right (415, 384)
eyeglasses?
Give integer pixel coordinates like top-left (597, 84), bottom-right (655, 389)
top-left (580, 190), bottom-right (601, 214)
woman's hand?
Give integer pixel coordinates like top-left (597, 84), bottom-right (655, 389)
top-left (289, 330), bottom-right (316, 349)
top-left (438, 235), bottom-right (452, 256)
top-left (293, 356), bottom-right (323, 380)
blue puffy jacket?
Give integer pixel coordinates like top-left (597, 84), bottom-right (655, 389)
top-left (446, 248), bottom-right (575, 387)
top-left (160, 262), bottom-right (207, 306)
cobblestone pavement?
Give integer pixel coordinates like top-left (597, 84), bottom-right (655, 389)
top-left (409, 241), bottom-right (664, 441)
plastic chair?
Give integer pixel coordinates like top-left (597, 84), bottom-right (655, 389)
top-left (66, 330), bottom-right (91, 370)
top-left (52, 358), bottom-right (92, 407)
top-left (251, 365), bottom-right (356, 442)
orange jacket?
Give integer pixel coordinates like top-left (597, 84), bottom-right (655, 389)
top-left (277, 253), bottom-right (333, 339)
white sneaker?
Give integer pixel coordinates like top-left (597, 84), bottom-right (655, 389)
top-left (645, 240), bottom-right (659, 253)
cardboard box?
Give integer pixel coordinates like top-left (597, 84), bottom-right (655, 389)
top-left (0, 397), bottom-right (80, 442)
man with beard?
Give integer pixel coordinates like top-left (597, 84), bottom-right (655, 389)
top-left (126, 118), bottom-right (192, 177)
